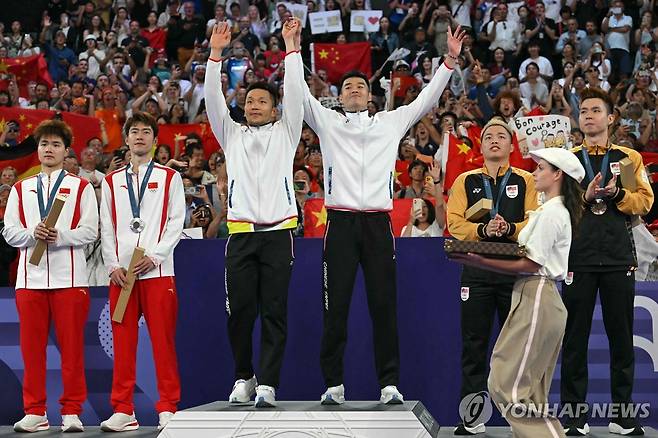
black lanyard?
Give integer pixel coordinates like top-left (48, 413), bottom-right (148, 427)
top-left (581, 147), bottom-right (610, 188)
top-left (37, 170), bottom-right (66, 220)
top-left (482, 168), bottom-right (512, 219)
top-left (125, 161), bottom-right (154, 220)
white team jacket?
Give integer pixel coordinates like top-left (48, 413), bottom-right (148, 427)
top-left (2, 169), bottom-right (99, 289)
top-left (100, 161), bottom-right (185, 279)
top-left (204, 51), bottom-right (304, 230)
top-left (300, 59), bottom-right (455, 211)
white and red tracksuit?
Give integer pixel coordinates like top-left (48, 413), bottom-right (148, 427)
top-left (2, 169), bottom-right (99, 416)
top-left (100, 161), bottom-right (185, 415)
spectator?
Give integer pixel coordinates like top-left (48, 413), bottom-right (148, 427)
top-left (184, 142), bottom-right (216, 186)
top-left (556, 18), bottom-right (587, 57)
top-left (83, 14), bottom-right (107, 45)
top-left (397, 159), bottom-right (429, 198)
top-left (247, 5), bottom-right (269, 44)
top-left (370, 16), bottom-right (400, 69)
top-left (168, 1), bottom-right (206, 66)
top-left (40, 21), bottom-right (77, 83)
top-left (486, 2), bottom-right (522, 63)
top-left (525, 2), bottom-right (558, 59)
top-left (159, 0), bottom-right (181, 29)
top-left (120, 20), bottom-right (150, 68)
top-left (0, 167), bottom-right (18, 186)
top-left (141, 12), bottom-right (167, 56)
top-left (428, 4), bottom-right (457, 57)
top-left (225, 41), bottom-right (254, 89)
top-left (518, 41), bottom-right (554, 83)
top-left (78, 36), bottom-right (106, 79)
top-left (206, 4), bottom-right (232, 38)
top-left (400, 196), bottom-right (444, 237)
top-left (520, 62), bottom-right (549, 109)
top-left (63, 154), bottom-right (80, 174)
top-left (602, 0), bottom-right (633, 83)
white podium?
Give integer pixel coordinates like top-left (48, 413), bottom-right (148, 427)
top-left (158, 401), bottom-right (439, 438)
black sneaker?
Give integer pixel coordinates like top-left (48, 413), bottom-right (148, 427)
top-left (454, 422), bottom-right (485, 435)
top-left (609, 418), bottom-right (645, 436)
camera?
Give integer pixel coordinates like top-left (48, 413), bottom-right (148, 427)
top-left (113, 148), bottom-right (127, 161)
top-left (184, 185), bottom-right (202, 196)
top-left (194, 204), bottom-right (211, 219)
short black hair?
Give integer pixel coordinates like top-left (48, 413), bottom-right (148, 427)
top-left (339, 70), bottom-right (370, 93)
top-left (580, 87), bottom-right (614, 114)
top-left (408, 159), bottom-right (428, 176)
top-left (246, 82), bottom-right (279, 106)
top-left (185, 141), bottom-right (204, 156)
top-left (123, 112), bottom-right (159, 137)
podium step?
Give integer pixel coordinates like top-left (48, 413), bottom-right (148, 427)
top-left (160, 400), bottom-right (439, 437)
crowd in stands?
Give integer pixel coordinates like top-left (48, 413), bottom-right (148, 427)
top-left (1, 0), bottom-right (658, 249)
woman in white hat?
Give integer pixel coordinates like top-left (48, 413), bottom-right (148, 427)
top-left (451, 147), bottom-right (586, 438)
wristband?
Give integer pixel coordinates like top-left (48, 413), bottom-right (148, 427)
top-left (208, 56), bottom-right (223, 63)
top-left (284, 50), bottom-right (300, 58)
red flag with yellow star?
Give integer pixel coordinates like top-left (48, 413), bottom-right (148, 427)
top-left (0, 107), bottom-right (100, 178)
top-left (312, 42), bottom-right (372, 85)
top-left (303, 198), bottom-right (327, 238)
top-left (444, 133), bottom-right (483, 191)
top-left (157, 123), bottom-right (221, 158)
top-left (0, 55), bottom-right (54, 97)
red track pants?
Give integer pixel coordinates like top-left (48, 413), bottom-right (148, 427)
top-left (15, 287), bottom-right (90, 415)
top-left (109, 276), bottom-right (180, 414)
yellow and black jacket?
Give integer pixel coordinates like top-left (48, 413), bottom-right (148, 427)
top-left (570, 142), bottom-right (654, 270)
top-left (447, 164), bottom-right (539, 283)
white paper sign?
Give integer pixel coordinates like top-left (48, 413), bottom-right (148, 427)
top-left (511, 115), bottom-right (571, 158)
top-left (280, 2), bottom-right (309, 28)
top-left (350, 10), bottom-right (382, 32)
top-left (309, 10), bottom-right (343, 34)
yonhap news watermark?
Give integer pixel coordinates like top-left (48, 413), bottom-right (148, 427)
top-left (459, 392), bottom-right (651, 425)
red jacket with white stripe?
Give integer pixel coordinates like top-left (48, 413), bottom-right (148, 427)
top-left (2, 169), bottom-right (99, 290)
top-left (100, 161), bottom-right (185, 279)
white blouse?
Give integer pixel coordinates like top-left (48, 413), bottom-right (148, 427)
top-left (517, 196), bottom-right (572, 281)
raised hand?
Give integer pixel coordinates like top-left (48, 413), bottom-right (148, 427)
top-left (209, 22), bottom-right (232, 58)
top-left (447, 25), bottom-right (467, 59)
top-left (282, 17), bottom-right (300, 41)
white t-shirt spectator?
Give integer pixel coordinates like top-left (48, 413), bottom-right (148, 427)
top-left (79, 49), bottom-right (106, 80)
top-left (451, 0), bottom-right (472, 28)
top-left (401, 221), bottom-right (444, 237)
top-left (520, 81), bottom-right (549, 107)
top-left (606, 15), bottom-right (633, 51)
top-left (518, 56), bottom-right (554, 82)
top-left (486, 21), bottom-right (522, 52)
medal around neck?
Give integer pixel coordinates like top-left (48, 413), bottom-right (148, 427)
top-left (130, 217), bottom-right (146, 233)
top-left (591, 199), bottom-right (607, 215)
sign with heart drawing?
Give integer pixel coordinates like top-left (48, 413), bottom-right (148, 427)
top-left (511, 115), bottom-right (572, 158)
top-left (350, 10), bottom-right (383, 32)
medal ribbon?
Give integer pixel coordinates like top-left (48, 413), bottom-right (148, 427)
top-left (37, 170), bottom-right (66, 220)
top-left (125, 161), bottom-right (154, 220)
top-left (482, 168), bottom-right (512, 219)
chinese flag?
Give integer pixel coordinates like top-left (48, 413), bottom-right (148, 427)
top-left (157, 123), bottom-right (221, 158)
top-left (0, 107), bottom-right (99, 178)
top-left (389, 198), bottom-right (413, 235)
top-left (395, 160), bottom-right (412, 189)
top-left (312, 43), bottom-right (372, 85)
top-left (304, 198), bottom-right (327, 238)
top-left (0, 55), bottom-right (54, 97)
top-left (443, 134), bottom-right (482, 191)
top-left (466, 125), bottom-right (482, 157)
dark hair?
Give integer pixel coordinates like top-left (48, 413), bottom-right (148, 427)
top-left (123, 112), bottom-right (159, 137)
top-left (408, 159), bottom-right (428, 176)
top-left (548, 162), bottom-right (584, 230)
top-left (246, 82), bottom-right (278, 105)
top-left (155, 144), bottom-right (172, 164)
top-left (33, 119), bottom-right (73, 148)
top-left (414, 198), bottom-right (436, 226)
top-left (185, 142), bottom-right (204, 157)
top-left (295, 166), bottom-right (314, 181)
top-left (525, 61), bottom-right (540, 72)
top-left (580, 87), bottom-right (614, 114)
top-left (339, 70), bottom-right (370, 93)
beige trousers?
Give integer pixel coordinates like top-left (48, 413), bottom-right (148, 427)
top-left (488, 276), bottom-right (567, 438)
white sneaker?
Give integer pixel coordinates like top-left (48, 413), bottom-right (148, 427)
top-left (61, 414), bottom-right (84, 432)
top-left (158, 411), bottom-right (174, 430)
top-left (100, 412), bottom-right (139, 432)
top-left (564, 423), bottom-right (590, 435)
top-left (321, 384), bottom-right (345, 405)
top-left (609, 421), bottom-right (644, 435)
top-left (255, 385), bottom-right (277, 407)
top-left (380, 385), bottom-right (404, 404)
top-left (229, 376), bottom-right (257, 403)
top-left (13, 414), bottom-right (49, 432)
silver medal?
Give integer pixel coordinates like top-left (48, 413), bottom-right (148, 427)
top-left (129, 217), bottom-right (145, 233)
top-left (590, 199), bottom-right (607, 215)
